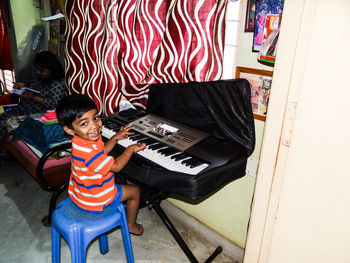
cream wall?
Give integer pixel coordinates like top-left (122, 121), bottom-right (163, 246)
top-left (168, 0), bottom-right (271, 249)
top-left (8, 0), bottom-right (51, 82)
top-left (10, 1), bottom-right (43, 46)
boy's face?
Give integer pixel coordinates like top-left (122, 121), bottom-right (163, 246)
top-left (63, 109), bottom-right (102, 141)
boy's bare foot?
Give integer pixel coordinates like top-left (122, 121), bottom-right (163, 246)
top-left (129, 223), bottom-right (144, 236)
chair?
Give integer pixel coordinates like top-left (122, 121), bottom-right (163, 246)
top-left (51, 198), bottom-right (134, 263)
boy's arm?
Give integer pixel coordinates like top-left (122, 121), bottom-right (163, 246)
top-left (110, 143), bottom-right (146, 172)
top-left (104, 135), bottom-right (119, 154)
top-left (104, 125), bottom-right (134, 154)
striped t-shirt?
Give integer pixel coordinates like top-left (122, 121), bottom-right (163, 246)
top-left (68, 135), bottom-right (117, 211)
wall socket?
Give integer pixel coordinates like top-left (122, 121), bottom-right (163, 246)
top-left (246, 156), bottom-right (259, 178)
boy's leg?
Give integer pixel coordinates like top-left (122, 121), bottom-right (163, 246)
top-left (120, 184), bottom-right (144, 235)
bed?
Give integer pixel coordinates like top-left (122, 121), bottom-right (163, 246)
top-left (3, 135), bottom-right (71, 226)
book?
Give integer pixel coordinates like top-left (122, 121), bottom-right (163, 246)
top-left (12, 87), bottom-right (40, 95)
top-left (0, 104), bottom-right (17, 114)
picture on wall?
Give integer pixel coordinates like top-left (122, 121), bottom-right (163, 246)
top-left (236, 66), bottom-right (273, 121)
top-left (260, 14), bottom-right (280, 55)
top-left (244, 0), bottom-right (256, 32)
top-left (253, 0), bottom-right (284, 52)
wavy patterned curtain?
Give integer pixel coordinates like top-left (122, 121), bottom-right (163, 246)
top-left (65, 0), bottom-right (228, 114)
top-left (0, 0), bottom-right (13, 70)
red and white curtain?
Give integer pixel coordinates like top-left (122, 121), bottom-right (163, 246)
top-left (65, 0), bottom-right (228, 115)
top-left (0, 0), bottom-right (13, 70)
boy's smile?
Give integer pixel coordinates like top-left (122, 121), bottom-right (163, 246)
top-left (65, 109), bottom-right (102, 141)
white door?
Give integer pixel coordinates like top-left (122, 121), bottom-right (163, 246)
top-left (244, 0), bottom-right (350, 262)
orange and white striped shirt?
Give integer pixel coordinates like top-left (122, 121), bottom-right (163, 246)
top-left (68, 135), bottom-right (116, 211)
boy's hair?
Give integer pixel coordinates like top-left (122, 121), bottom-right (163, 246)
top-left (56, 94), bottom-right (98, 129)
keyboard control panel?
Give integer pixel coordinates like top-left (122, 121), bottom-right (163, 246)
top-left (128, 114), bottom-right (209, 152)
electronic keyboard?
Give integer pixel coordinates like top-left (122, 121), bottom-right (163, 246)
top-left (101, 79), bottom-right (255, 201)
top-left (100, 79), bottom-right (255, 263)
top-left (102, 113), bottom-right (234, 176)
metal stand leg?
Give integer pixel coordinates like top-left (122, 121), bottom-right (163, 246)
top-left (151, 200), bottom-right (222, 263)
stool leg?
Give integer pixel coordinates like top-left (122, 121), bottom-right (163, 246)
top-left (51, 226), bottom-right (61, 263)
top-left (98, 234), bottom-right (109, 255)
top-left (68, 233), bottom-right (86, 263)
top-left (118, 204), bottom-right (135, 263)
top-left (120, 224), bottom-right (134, 263)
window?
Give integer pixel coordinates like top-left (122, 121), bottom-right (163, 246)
top-left (222, 0), bottom-right (241, 79)
top-left (0, 69), bottom-right (15, 94)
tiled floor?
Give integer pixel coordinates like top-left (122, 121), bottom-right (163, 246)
top-left (0, 159), bottom-right (238, 263)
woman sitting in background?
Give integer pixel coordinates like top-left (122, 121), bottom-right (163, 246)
top-left (0, 51), bottom-right (67, 143)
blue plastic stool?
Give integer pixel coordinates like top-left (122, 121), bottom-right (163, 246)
top-left (51, 198), bottom-right (134, 263)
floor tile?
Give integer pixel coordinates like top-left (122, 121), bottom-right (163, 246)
top-left (0, 159), bottom-right (237, 263)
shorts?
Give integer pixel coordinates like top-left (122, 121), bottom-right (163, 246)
top-left (75, 184), bottom-right (123, 214)
top-left (104, 184), bottom-right (123, 209)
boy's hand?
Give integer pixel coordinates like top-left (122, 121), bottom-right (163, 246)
top-left (114, 125), bottom-right (134, 140)
top-left (111, 142), bottom-right (147, 172)
top-left (130, 143), bottom-right (146, 153)
top-left (105, 126), bottom-right (135, 154)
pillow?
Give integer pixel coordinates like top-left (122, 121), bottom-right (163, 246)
top-left (12, 116), bottom-right (68, 154)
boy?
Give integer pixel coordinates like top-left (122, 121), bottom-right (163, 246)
top-left (56, 94), bottom-right (146, 235)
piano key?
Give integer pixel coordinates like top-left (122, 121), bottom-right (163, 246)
top-left (157, 147), bottom-right (171, 154)
top-left (136, 148), bottom-right (197, 174)
top-left (181, 158), bottom-right (192, 166)
top-left (128, 133), bottom-right (141, 139)
top-left (181, 157), bottom-right (205, 168)
top-left (181, 157), bottom-right (194, 165)
top-left (136, 138), bottom-right (150, 144)
top-left (189, 159), bottom-right (204, 168)
top-left (117, 136), bottom-right (207, 175)
top-left (190, 162), bottom-right (205, 169)
top-left (141, 138), bottom-right (158, 145)
top-left (162, 148), bottom-right (180, 156)
top-left (170, 153), bottom-right (183, 159)
top-left (173, 153), bottom-right (189, 161)
top-left (110, 124), bottom-right (121, 130)
top-left (101, 126), bottom-right (115, 139)
top-left (148, 143), bottom-right (167, 150)
top-left (102, 125), bottom-right (209, 175)
top-left (129, 134), bottom-right (146, 141)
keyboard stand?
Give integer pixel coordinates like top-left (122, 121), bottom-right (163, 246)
top-left (135, 181), bottom-right (223, 263)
